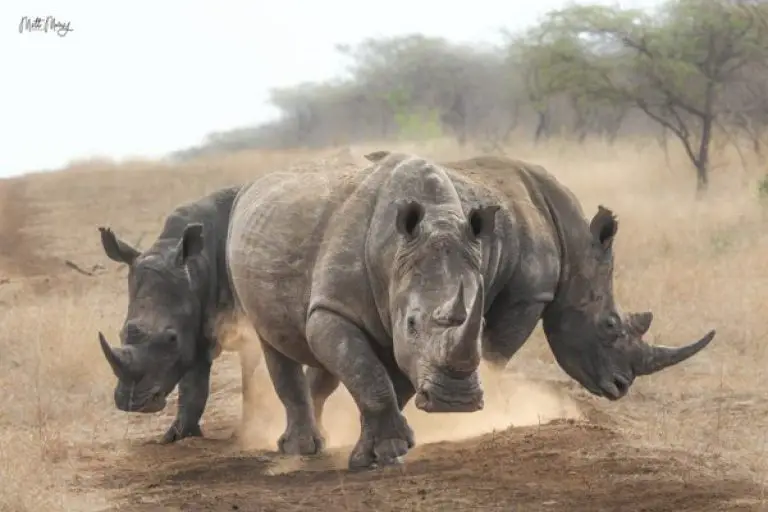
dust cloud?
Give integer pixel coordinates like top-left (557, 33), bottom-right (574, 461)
top-left (233, 349), bottom-right (583, 454)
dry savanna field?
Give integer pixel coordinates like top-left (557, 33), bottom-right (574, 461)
top-left (2, 135), bottom-right (768, 511)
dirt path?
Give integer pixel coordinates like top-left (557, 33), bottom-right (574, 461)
top-left (71, 416), bottom-right (764, 512)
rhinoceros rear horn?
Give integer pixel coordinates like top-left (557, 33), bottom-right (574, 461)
top-left (629, 311), bottom-right (653, 335)
top-left (633, 329), bottom-right (716, 376)
top-left (99, 332), bottom-right (130, 380)
top-left (364, 150), bottom-right (390, 163)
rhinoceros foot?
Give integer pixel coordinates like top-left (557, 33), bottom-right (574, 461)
top-left (348, 408), bottom-right (414, 471)
top-left (278, 422), bottom-right (325, 456)
top-left (160, 421), bottom-right (203, 444)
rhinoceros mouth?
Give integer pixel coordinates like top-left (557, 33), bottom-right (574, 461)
top-left (597, 373), bottom-right (634, 401)
top-left (115, 388), bottom-right (168, 414)
top-left (413, 369), bottom-right (484, 413)
top-left (138, 392), bottom-right (168, 413)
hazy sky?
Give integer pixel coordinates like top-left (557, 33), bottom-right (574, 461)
top-left (1, 0), bottom-right (661, 178)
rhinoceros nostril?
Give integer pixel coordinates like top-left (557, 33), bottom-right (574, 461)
top-left (432, 314), bottom-right (464, 328)
top-left (613, 376), bottom-right (629, 396)
top-left (445, 317), bottom-right (465, 328)
top-left (407, 316), bottom-right (418, 334)
top-left (414, 388), bottom-right (431, 409)
top-left (123, 321), bottom-right (144, 341)
top-left (164, 329), bottom-right (178, 344)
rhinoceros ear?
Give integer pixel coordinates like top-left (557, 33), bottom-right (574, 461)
top-left (395, 200), bottom-right (425, 239)
top-left (468, 205), bottom-right (501, 239)
top-left (176, 223), bottom-right (205, 267)
top-left (589, 205), bottom-right (618, 250)
top-left (364, 150), bottom-right (390, 163)
top-left (99, 227), bottom-right (140, 265)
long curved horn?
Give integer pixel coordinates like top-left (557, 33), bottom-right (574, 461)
top-left (99, 332), bottom-right (130, 380)
top-left (634, 330), bottom-right (716, 376)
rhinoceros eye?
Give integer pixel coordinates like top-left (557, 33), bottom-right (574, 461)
top-left (158, 328), bottom-right (179, 347)
top-left (603, 313), bottom-right (621, 333)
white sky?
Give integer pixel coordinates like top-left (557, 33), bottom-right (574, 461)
top-left (0, 0), bottom-right (661, 178)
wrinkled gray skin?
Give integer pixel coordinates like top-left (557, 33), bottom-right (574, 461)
top-left (97, 185), bottom-right (245, 444)
top-left (223, 152), bottom-right (715, 471)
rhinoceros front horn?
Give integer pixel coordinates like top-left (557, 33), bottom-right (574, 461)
top-left (99, 331), bottom-right (130, 380)
top-left (633, 328), bottom-right (716, 376)
top-left (444, 282), bottom-right (484, 373)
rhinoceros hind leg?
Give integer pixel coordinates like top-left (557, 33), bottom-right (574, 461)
top-left (305, 309), bottom-right (414, 471)
top-left (260, 339), bottom-right (325, 456)
top-left (307, 366), bottom-right (339, 441)
top-left (236, 336), bottom-right (264, 441)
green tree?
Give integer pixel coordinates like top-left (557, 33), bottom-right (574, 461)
top-left (517, 0), bottom-right (768, 192)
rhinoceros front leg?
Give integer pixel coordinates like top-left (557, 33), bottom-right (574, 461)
top-left (308, 364), bottom-right (415, 444)
top-left (390, 368), bottom-right (416, 410)
top-left (260, 339), bottom-right (325, 455)
top-left (306, 309), bottom-right (414, 471)
top-left (160, 353), bottom-right (212, 444)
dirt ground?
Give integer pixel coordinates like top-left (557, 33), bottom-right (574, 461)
top-left (2, 139), bottom-right (768, 511)
top-left (73, 419), bottom-right (763, 512)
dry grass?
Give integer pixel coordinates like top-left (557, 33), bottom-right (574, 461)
top-left (1, 132), bottom-right (768, 510)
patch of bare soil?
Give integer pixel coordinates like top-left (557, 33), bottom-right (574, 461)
top-left (73, 418), bottom-right (764, 512)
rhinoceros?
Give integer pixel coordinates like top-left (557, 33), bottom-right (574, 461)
top-left (219, 151), bottom-right (715, 470)
top-left (96, 185), bottom-right (263, 444)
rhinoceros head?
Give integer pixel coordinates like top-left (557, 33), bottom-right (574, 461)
top-left (96, 223), bottom-right (207, 413)
top-left (541, 205), bottom-right (715, 400)
top-left (379, 156), bottom-right (500, 414)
